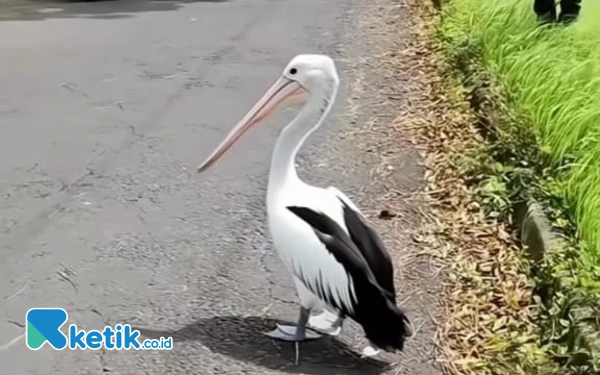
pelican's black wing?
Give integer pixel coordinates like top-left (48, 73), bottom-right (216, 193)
top-left (286, 205), bottom-right (410, 351)
top-left (286, 205), bottom-right (390, 310)
top-left (335, 196), bottom-right (396, 303)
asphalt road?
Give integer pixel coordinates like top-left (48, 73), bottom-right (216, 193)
top-left (0, 1), bottom-right (439, 374)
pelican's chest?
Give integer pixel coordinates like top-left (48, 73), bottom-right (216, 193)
top-left (265, 187), bottom-right (317, 254)
top-left (265, 185), bottom-right (347, 251)
top-left (266, 199), bottom-right (302, 244)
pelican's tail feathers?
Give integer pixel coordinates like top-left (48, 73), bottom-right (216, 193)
top-left (360, 298), bottom-right (411, 352)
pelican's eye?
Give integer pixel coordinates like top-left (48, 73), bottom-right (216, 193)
top-left (289, 68), bottom-right (297, 75)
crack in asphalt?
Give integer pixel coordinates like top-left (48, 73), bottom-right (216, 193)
top-left (257, 239), bottom-right (296, 306)
top-left (85, 308), bottom-right (112, 373)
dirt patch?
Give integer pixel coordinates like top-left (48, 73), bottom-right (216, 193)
top-left (396, 2), bottom-right (555, 375)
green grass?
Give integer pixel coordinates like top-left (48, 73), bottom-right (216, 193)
top-left (436, 0), bottom-right (600, 371)
top-left (441, 0), bottom-right (600, 264)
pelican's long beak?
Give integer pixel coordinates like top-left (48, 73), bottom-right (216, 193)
top-left (197, 76), bottom-right (309, 173)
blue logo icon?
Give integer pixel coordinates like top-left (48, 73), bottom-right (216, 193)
top-left (26, 308), bottom-right (173, 350)
top-left (26, 308), bottom-right (68, 350)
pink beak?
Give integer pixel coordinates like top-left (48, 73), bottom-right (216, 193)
top-left (197, 76), bottom-right (308, 173)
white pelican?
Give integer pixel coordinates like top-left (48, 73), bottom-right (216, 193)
top-left (197, 54), bottom-right (411, 360)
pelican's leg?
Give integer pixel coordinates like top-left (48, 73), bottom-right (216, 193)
top-left (264, 277), bottom-right (322, 342)
top-left (263, 307), bottom-right (322, 341)
top-left (264, 307), bottom-right (322, 365)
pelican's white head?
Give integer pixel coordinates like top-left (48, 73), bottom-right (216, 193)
top-left (197, 54), bottom-right (339, 173)
top-left (281, 54), bottom-right (339, 94)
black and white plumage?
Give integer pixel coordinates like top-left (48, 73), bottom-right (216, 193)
top-left (287, 200), bottom-right (410, 352)
top-left (197, 54), bottom-right (411, 360)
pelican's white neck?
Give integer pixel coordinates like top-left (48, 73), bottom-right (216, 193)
top-left (267, 86), bottom-right (337, 196)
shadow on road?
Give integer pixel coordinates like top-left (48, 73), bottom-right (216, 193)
top-left (136, 315), bottom-right (392, 375)
top-left (0, 0), bottom-right (228, 22)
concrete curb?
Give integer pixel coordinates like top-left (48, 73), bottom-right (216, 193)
top-left (514, 199), bottom-right (566, 262)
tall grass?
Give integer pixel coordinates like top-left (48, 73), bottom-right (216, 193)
top-left (438, 0), bottom-right (600, 369)
top-left (441, 0), bottom-right (600, 267)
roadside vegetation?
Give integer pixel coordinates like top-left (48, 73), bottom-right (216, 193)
top-left (406, 0), bottom-right (599, 374)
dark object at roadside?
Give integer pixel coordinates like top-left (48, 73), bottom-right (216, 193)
top-left (378, 209), bottom-right (398, 220)
top-left (534, 0), bottom-right (582, 25)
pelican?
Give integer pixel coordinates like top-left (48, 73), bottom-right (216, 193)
top-left (197, 54), bottom-right (411, 360)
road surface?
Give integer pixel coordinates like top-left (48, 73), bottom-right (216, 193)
top-left (0, 1), bottom-right (439, 374)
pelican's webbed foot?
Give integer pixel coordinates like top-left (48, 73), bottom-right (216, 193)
top-left (264, 306), bottom-right (322, 342)
top-left (306, 309), bottom-right (344, 336)
top-left (263, 307), bottom-right (322, 365)
top-left (361, 342), bottom-right (381, 357)
top-left (263, 325), bottom-right (322, 341)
